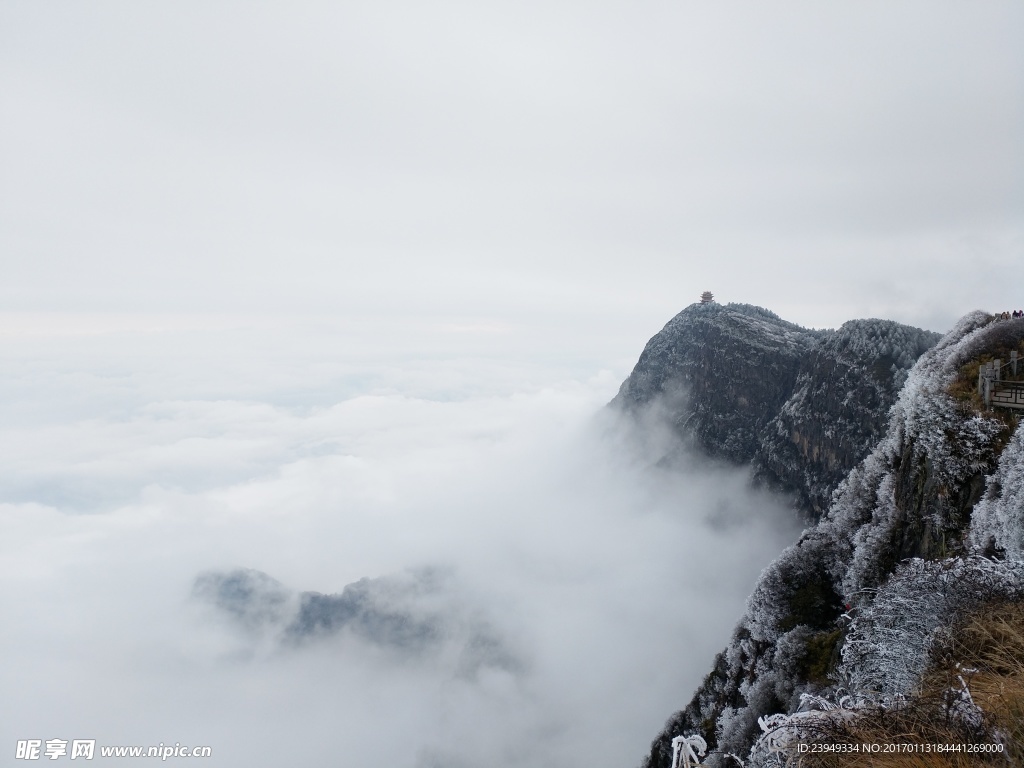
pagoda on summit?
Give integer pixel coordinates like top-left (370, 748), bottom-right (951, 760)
top-left (700, 291), bottom-right (714, 304)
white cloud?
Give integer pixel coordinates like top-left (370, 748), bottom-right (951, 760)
top-left (0, 326), bottom-right (799, 767)
top-left (3, 1), bottom-right (1017, 763)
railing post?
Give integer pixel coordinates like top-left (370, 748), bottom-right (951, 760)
top-left (978, 364), bottom-right (985, 395)
top-left (994, 359), bottom-right (1001, 381)
top-left (1012, 351), bottom-right (1018, 377)
top-left (985, 375), bottom-right (991, 409)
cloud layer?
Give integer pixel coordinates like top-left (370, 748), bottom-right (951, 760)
top-left (0, 324), bottom-right (799, 767)
top-left (4, 3), bottom-right (1015, 763)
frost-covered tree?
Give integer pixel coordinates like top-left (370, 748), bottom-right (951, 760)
top-left (641, 311), bottom-right (1024, 768)
top-left (970, 422), bottom-right (1024, 558)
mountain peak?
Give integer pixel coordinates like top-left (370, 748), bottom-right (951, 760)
top-left (631, 309), bottom-right (1024, 767)
top-left (613, 303), bottom-right (940, 518)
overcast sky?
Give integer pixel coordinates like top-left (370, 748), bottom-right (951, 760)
top-left (3, 1), bottom-right (1022, 341)
top-left (1, 3), bottom-right (1023, 767)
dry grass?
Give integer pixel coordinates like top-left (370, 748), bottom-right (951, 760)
top-left (787, 601), bottom-right (1024, 767)
top-left (928, 602), bottom-right (1024, 764)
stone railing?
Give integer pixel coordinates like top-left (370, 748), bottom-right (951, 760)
top-left (979, 351), bottom-right (1024, 410)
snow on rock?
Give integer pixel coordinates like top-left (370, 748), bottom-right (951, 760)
top-left (613, 303), bottom-right (940, 520)
top-left (638, 310), bottom-right (1024, 768)
top-left (613, 302), bottom-right (821, 467)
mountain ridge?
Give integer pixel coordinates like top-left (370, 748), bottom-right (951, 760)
top-left (620, 305), bottom-right (1024, 767)
top-left (612, 301), bottom-right (941, 519)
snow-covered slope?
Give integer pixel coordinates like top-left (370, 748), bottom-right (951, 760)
top-left (633, 310), bottom-right (1024, 768)
top-left (613, 303), bottom-right (940, 518)
top-left (613, 302), bottom-right (822, 468)
top-left (756, 318), bottom-right (941, 517)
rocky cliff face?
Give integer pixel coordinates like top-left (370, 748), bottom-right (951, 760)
top-left (631, 310), bottom-right (1024, 768)
top-left (613, 302), bottom-right (940, 518)
top-left (613, 303), bottom-right (821, 466)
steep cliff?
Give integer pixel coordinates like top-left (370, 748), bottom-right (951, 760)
top-left (614, 303), bottom-right (822, 466)
top-left (613, 302), bottom-right (939, 518)
top-left (756, 318), bottom-right (941, 517)
top-left (635, 311), bottom-right (1024, 767)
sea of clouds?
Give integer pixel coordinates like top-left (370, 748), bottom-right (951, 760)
top-left (3, 2), bottom-right (1019, 763)
top-left (0, 315), bottom-right (799, 767)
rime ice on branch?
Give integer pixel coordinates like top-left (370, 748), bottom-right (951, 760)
top-left (670, 735), bottom-right (707, 768)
